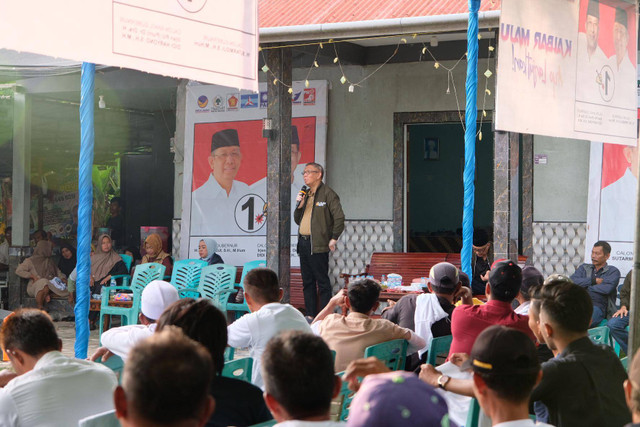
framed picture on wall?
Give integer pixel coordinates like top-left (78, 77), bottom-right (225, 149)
top-left (424, 138), bottom-right (439, 160)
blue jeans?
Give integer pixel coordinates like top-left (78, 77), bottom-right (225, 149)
top-left (608, 314), bottom-right (629, 354)
top-left (590, 306), bottom-right (605, 327)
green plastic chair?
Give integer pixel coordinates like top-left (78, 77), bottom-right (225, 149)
top-left (621, 356), bottom-right (629, 372)
top-left (248, 421), bottom-right (276, 427)
top-left (99, 262), bottom-right (166, 340)
top-left (96, 354), bottom-right (125, 384)
top-left (465, 398), bottom-right (482, 427)
top-left (227, 260), bottom-right (267, 318)
top-left (181, 264), bottom-right (237, 313)
top-left (222, 357), bottom-right (253, 382)
top-left (110, 254), bottom-right (133, 287)
top-left (170, 259), bottom-right (207, 298)
top-left (588, 326), bottom-right (611, 347)
top-left (363, 339), bottom-right (408, 371)
top-left (334, 370), bottom-right (356, 421)
top-left (426, 335), bottom-right (453, 366)
top-left (224, 347), bottom-right (235, 362)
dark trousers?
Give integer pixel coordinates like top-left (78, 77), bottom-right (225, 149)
top-left (298, 237), bottom-right (331, 317)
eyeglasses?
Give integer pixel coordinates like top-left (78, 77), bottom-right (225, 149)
top-left (302, 170), bottom-right (320, 176)
top-left (213, 152), bottom-right (241, 160)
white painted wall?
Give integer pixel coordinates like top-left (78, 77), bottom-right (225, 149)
top-left (533, 135), bottom-right (590, 222)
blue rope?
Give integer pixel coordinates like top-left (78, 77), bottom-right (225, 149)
top-left (75, 62), bottom-right (95, 358)
top-left (461, 0), bottom-right (480, 278)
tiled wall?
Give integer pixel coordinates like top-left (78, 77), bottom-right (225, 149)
top-left (532, 222), bottom-right (587, 276)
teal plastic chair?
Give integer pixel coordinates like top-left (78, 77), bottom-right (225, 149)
top-left (363, 339), bottom-right (408, 371)
top-left (621, 356), bottom-right (629, 372)
top-left (334, 370), bottom-right (356, 421)
top-left (588, 326), bottom-right (611, 347)
top-left (426, 335), bottom-right (453, 366)
top-left (222, 357), bottom-right (253, 382)
top-left (99, 262), bottom-right (166, 339)
top-left (465, 398), bottom-right (482, 427)
top-left (182, 264), bottom-right (237, 313)
top-left (224, 347), bottom-right (235, 362)
top-left (96, 354), bottom-right (125, 384)
top-left (249, 421), bottom-right (276, 427)
top-left (110, 254), bottom-right (133, 287)
top-left (227, 260), bottom-right (267, 318)
top-left (170, 259), bottom-right (207, 298)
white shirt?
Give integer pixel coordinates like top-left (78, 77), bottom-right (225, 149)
top-left (610, 53), bottom-right (637, 109)
top-left (493, 420), bottom-right (554, 427)
top-left (0, 351), bottom-right (117, 426)
top-left (100, 323), bottom-right (156, 360)
top-left (599, 168), bottom-right (637, 242)
top-left (275, 421), bottom-right (345, 427)
top-left (227, 302), bottom-right (312, 389)
top-left (575, 33), bottom-right (609, 104)
top-left (191, 174), bottom-right (249, 235)
top-left (249, 163), bottom-right (306, 235)
top-left (514, 301), bottom-right (531, 315)
top-left (0, 240), bottom-right (8, 265)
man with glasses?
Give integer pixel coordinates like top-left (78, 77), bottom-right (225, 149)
top-left (294, 162), bottom-right (344, 318)
top-left (192, 128), bottom-right (249, 235)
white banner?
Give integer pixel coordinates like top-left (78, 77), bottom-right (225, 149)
top-left (496, 0), bottom-right (637, 145)
top-left (585, 140), bottom-right (638, 277)
top-left (0, 0), bottom-right (258, 90)
top-left (180, 81), bottom-right (329, 266)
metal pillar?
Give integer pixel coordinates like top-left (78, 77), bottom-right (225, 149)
top-left (265, 46), bottom-right (292, 302)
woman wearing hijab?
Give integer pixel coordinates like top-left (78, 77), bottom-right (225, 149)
top-left (91, 234), bottom-right (128, 296)
top-left (16, 240), bottom-right (68, 310)
top-left (141, 233), bottom-right (172, 277)
top-left (58, 242), bottom-right (77, 278)
top-left (198, 238), bottom-right (224, 265)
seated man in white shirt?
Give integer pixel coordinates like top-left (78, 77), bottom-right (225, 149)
top-left (91, 280), bottom-right (179, 361)
top-left (262, 330), bottom-right (344, 427)
top-left (0, 309), bottom-right (117, 426)
top-left (311, 278), bottom-right (426, 372)
top-left (227, 268), bottom-right (312, 389)
top-left (114, 327), bottom-right (215, 427)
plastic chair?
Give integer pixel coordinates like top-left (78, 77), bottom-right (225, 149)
top-left (170, 259), bottom-right (207, 298)
top-left (227, 260), bottom-right (267, 318)
top-left (363, 339), bottom-right (408, 371)
top-left (249, 421), bottom-right (276, 427)
top-left (78, 410), bottom-right (121, 427)
top-left (621, 356), bottom-right (629, 372)
top-left (224, 347), bottom-right (235, 362)
top-left (182, 264), bottom-right (237, 313)
top-left (222, 357), bottom-right (253, 382)
top-left (588, 326), bottom-right (611, 347)
top-left (99, 262), bottom-right (166, 339)
top-left (110, 254), bottom-right (133, 287)
top-left (426, 335), bottom-right (453, 366)
top-left (96, 354), bottom-right (125, 384)
top-left (332, 370), bottom-right (356, 421)
top-left (466, 398), bottom-right (482, 427)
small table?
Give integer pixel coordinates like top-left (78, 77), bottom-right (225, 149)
top-left (90, 299), bottom-right (133, 330)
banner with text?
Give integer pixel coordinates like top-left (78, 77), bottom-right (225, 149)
top-left (180, 81), bottom-right (328, 266)
top-left (496, 0), bottom-right (637, 145)
top-left (0, 0), bottom-right (258, 90)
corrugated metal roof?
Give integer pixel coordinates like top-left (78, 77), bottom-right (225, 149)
top-left (259, 0), bottom-right (501, 28)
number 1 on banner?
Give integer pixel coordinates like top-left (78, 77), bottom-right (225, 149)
top-left (235, 194), bottom-right (267, 233)
top-left (598, 65), bottom-right (615, 103)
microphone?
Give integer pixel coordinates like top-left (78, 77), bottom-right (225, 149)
top-left (296, 185), bottom-right (309, 209)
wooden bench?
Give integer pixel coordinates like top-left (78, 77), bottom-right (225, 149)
top-left (341, 252), bottom-right (527, 285)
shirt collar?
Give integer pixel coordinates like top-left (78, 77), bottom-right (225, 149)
top-left (33, 350), bottom-right (64, 370)
top-left (486, 299), bottom-right (515, 309)
top-left (347, 311), bottom-right (370, 319)
top-left (560, 336), bottom-right (592, 357)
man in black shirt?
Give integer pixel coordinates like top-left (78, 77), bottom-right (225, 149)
top-left (532, 278), bottom-right (630, 427)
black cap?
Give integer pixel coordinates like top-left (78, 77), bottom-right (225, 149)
top-left (521, 266), bottom-right (544, 297)
top-left (428, 262), bottom-right (459, 290)
top-left (489, 260), bottom-right (522, 300)
top-left (459, 271), bottom-right (470, 288)
top-left (587, 0), bottom-right (599, 18)
top-left (292, 125), bottom-right (300, 146)
top-left (211, 129), bottom-right (240, 152)
top-left (473, 229), bottom-right (489, 247)
top-left (461, 325), bottom-right (539, 375)
top-left (615, 7), bottom-right (628, 28)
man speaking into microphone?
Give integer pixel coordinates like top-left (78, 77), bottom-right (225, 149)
top-left (294, 162), bottom-right (345, 317)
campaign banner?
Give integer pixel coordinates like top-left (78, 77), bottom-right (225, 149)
top-left (180, 81), bottom-right (328, 266)
top-left (0, 0), bottom-right (258, 90)
top-left (496, 0), bottom-right (637, 146)
top-left (585, 137), bottom-right (638, 278)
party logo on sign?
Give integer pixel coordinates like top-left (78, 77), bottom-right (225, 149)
top-left (211, 95), bottom-right (225, 112)
top-left (260, 91), bottom-right (268, 108)
top-left (241, 94), bottom-right (258, 109)
top-left (227, 94), bottom-right (239, 110)
top-left (197, 95), bottom-right (208, 108)
top-left (303, 88), bottom-right (316, 105)
top-left (292, 90), bottom-right (303, 105)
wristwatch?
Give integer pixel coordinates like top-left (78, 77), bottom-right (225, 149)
top-left (437, 374), bottom-right (451, 390)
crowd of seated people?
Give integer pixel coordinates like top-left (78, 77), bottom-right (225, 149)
top-left (1, 233), bottom-right (639, 427)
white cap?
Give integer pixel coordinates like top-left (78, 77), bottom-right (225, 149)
top-left (140, 280), bottom-right (179, 320)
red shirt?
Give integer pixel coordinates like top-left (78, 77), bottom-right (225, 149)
top-left (448, 299), bottom-right (536, 357)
